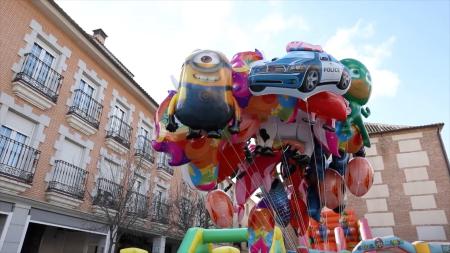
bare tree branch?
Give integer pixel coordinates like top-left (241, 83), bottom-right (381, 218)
top-left (86, 151), bottom-right (152, 253)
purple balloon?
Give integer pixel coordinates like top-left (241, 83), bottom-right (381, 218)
top-left (151, 140), bottom-right (190, 166)
top-left (232, 71), bottom-right (252, 108)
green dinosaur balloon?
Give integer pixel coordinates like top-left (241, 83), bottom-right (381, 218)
top-left (341, 58), bottom-right (372, 148)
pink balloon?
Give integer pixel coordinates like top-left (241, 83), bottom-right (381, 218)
top-left (345, 157), bottom-right (374, 197)
top-left (206, 190), bottom-right (234, 228)
top-left (320, 169), bottom-right (346, 209)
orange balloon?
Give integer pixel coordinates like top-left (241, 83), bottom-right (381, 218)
top-left (185, 137), bottom-right (218, 167)
top-left (245, 95), bottom-right (278, 120)
top-left (319, 169), bottom-right (346, 209)
top-left (345, 157), bottom-right (374, 197)
top-left (340, 125), bottom-right (363, 153)
top-left (206, 189), bottom-right (234, 228)
top-left (248, 206), bottom-right (275, 232)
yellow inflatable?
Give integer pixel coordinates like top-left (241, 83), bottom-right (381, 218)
top-left (120, 248), bottom-right (148, 253)
top-left (212, 246), bottom-right (240, 253)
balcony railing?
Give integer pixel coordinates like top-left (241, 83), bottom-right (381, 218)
top-left (128, 191), bottom-right (149, 218)
top-left (13, 53), bottom-right (63, 102)
top-left (93, 178), bottom-right (123, 209)
top-left (106, 116), bottom-right (132, 148)
top-left (68, 89), bottom-right (103, 129)
top-left (157, 163), bottom-right (174, 175)
top-left (151, 200), bottom-right (170, 224)
top-left (135, 135), bottom-right (154, 163)
top-left (47, 160), bottom-right (88, 200)
top-left (0, 135), bottom-right (40, 184)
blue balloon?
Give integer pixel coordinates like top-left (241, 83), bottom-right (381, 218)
top-left (329, 149), bottom-right (350, 176)
top-left (307, 143), bottom-right (328, 182)
top-left (269, 179), bottom-right (291, 227)
top-left (306, 185), bottom-right (322, 222)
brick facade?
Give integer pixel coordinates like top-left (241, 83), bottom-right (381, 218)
top-left (0, 1), bottom-right (182, 252)
top-left (347, 124), bottom-right (450, 242)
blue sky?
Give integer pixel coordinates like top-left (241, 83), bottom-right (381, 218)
top-left (57, 0), bottom-right (450, 154)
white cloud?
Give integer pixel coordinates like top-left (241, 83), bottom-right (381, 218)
top-left (323, 20), bottom-right (400, 99)
top-left (255, 13), bottom-right (309, 34)
top-left (56, 1), bottom-right (310, 103)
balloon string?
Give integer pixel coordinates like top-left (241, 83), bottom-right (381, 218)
top-left (272, 112), bottom-right (314, 249)
top-left (275, 134), bottom-right (308, 250)
top-left (224, 135), bottom-right (298, 249)
top-left (304, 100), bottom-right (328, 250)
top-left (222, 137), bottom-right (291, 247)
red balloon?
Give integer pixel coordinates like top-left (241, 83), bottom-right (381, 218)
top-left (206, 189), bottom-right (234, 228)
top-left (319, 169), bottom-right (346, 209)
top-left (345, 157), bottom-right (374, 197)
top-left (235, 152), bottom-right (282, 206)
top-left (298, 92), bottom-right (347, 121)
top-left (217, 142), bottom-right (245, 182)
top-left (289, 194), bottom-right (309, 236)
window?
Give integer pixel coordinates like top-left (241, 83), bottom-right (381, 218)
top-left (113, 103), bottom-right (126, 121)
top-left (159, 153), bottom-right (170, 166)
top-left (110, 102), bottom-right (129, 137)
top-left (60, 138), bottom-right (84, 166)
top-left (133, 173), bottom-right (145, 194)
top-left (154, 185), bottom-right (167, 203)
top-left (2, 110), bottom-right (36, 143)
top-left (137, 122), bottom-right (153, 157)
top-left (73, 79), bottom-right (95, 112)
top-left (283, 51), bottom-right (315, 59)
top-left (319, 53), bottom-right (329, 61)
top-left (0, 126), bottom-right (27, 168)
top-left (25, 43), bottom-right (56, 85)
top-left (100, 159), bottom-right (122, 183)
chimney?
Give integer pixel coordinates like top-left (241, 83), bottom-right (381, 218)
top-left (92, 28), bottom-right (108, 45)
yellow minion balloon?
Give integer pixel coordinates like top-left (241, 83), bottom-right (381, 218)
top-left (166, 50), bottom-right (241, 139)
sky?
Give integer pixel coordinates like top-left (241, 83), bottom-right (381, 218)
top-left (56, 0), bottom-right (450, 155)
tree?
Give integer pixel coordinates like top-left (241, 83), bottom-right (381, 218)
top-left (88, 153), bottom-right (152, 253)
top-left (169, 182), bottom-right (211, 235)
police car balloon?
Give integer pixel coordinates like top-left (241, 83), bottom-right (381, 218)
top-left (248, 41), bottom-right (352, 100)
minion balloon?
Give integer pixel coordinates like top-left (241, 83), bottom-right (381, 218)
top-left (166, 50), bottom-right (241, 139)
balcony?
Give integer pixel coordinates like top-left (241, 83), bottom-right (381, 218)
top-left (128, 191), bottom-right (149, 219)
top-left (66, 89), bottom-right (103, 135)
top-left (0, 135), bottom-right (40, 194)
top-left (156, 162), bottom-right (174, 181)
top-left (12, 53), bottom-right (63, 110)
top-left (135, 135), bottom-right (154, 167)
top-left (93, 178), bottom-right (123, 210)
top-left (151, 200), bottom-right (170, 224)
top-left (46, 160), bottom-right (88, 209)
top-left (105, 116), bottom-right (132, 154)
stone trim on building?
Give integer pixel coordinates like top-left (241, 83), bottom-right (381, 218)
top-left (11, 19), bottom-right (71, 75)
top-left (134, 111), bottom-right (154, 149)
top-left (66, 59), bottom-right (108, 107)
top-left (95, 147), bottom-right (125, 182)
top-left (0, 92), bottom-right (50, 148)
top-left (106, 89), bottom-right (136, 124)
top-left (47, 125), bottom-right (95, 179)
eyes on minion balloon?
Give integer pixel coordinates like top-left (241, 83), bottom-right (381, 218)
top-left (166, 50), bottom-right (241, 139)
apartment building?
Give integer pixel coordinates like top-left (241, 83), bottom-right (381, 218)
top-left (0, 0), bottom-right (182, 252)
top-left (348, 123), bottom-right (450, 242)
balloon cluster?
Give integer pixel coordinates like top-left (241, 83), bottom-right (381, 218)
top-left (152, 42), bottom-right (375, 236)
